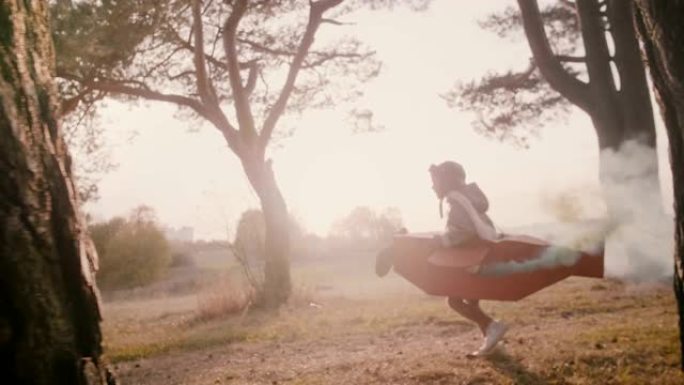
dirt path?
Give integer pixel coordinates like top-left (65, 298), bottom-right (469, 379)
top-left (112, 280), bottom-right (683, 384)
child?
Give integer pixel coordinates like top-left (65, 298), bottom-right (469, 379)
top-left (429, 161), bottom-right (508, 357)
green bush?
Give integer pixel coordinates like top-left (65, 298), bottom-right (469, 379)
top-left (90, 207), bottom-right (171, 290)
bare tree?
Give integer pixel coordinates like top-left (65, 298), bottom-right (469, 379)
top-left (0, 0), bottom-right (112, 383)
top-left (633, 0), bottom-right (684, 369)
top-left (52, 0), bottom-right (425, 307)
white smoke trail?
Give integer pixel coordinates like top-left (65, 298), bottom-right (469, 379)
top-left (479, 246), bottom-right (582, 276)
top-left (480, 220), bottom-right (608, 276)
top-left (599, 140), bottom-right (673, 282)
top-left (481, 139), bottom-right (673, 280)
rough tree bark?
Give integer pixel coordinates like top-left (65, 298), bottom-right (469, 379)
top-left (0, 1), bottom-right (112, 383)
top-left (633, 0), bottom-right (684, 369)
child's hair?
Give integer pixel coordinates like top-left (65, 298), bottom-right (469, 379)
top-left (430, 161), bottom-right (467, 218)
top-left (429, 161), bottom-right (466, 189)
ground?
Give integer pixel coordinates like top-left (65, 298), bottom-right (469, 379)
top-left (101, 250), bottom-right (683, 385)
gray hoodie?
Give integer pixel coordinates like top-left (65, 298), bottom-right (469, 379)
top-left (441, 183), bottom-right (496, 246)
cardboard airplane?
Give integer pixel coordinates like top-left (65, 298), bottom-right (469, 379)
top-left (377, 232), bottom-right (604, 301)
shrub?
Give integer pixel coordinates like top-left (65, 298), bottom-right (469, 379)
top-left (195, 279), bottom-right (252, 322)
top-left (90, 207), bottom-right (171, 290)
top-left (169, 251), bottom-right (195, 268)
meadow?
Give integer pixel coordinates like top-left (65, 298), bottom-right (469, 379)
top-left (100, 242), bottom-right (683, 385)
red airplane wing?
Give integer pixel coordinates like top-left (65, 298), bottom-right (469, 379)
top-left (390, 233), bottom-right (603, 301)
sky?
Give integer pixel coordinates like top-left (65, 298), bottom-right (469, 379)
top-left (84, 0), bottom-right (672, 241)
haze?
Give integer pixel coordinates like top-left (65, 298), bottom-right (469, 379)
top-left (85, 0), bottom-right (672, 240)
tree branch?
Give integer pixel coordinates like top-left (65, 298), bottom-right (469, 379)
top-left (575, 0), bottom-right (618, 98)
top-left (259, 0), bottom-right (344, 151)
top-left (168, 70), bottom-right (196, 81)
top-left (243, 59), bottom-right (259, 96)
top-left (142, 46), bottom-right (185, 79)
top-left (223, 0), bottom-right (258, 145)
top-left (79, 79), bottom-right (203, 112)
top-left (189, 0), bottom-right (245, 152)
top-left (237, 37), bottom-right (294, 57)
top-left (238, 38), bottom-right (356, 58)
top-left (62, 74), bottom-right (241, 151)
top-left (481, 61), bottom-right (538, 92)
top-left (303, 50), bottom-right (373, 69)
top-left (60, 86), bottom-right (93, 117)
top-left (608, 0), bottom-right (656, 141)
top-left (321, 18), bottom-right (353, 26)
top-left (192, 0), bottom-right (217, 105)
top-left (555, 54), bottom-right (586, 62)
top-left (517, 0), bottom-right (591, 112)
top-left (167, 25), bottom-right (228, 71)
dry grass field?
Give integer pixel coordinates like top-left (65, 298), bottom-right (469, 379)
top-left (100, 248), bottom-right (683, 384)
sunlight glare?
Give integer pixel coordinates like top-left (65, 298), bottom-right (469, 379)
top-left (290, 149), bottom-right (387, 235)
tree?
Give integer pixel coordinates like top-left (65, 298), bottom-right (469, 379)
top-left (0, 0), bottom-right (112, 383)
top-left (52, 0), bottom-right (425, 307)
top-left (230, 208), bottom-right (307, 301)
top-left (445, 0), bottom-right (665, 277)
top-left (447, 0), bottom-right (660, 204)
top-left (633, 0), bottom-right (684, 369)
top-left (330, 206), bottom-right (403, 248)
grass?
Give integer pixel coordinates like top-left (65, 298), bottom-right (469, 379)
top-left (102, 254), bottom-right (684, 384)
top-left (474, 280), bottom-right (683, 385)
top-left (104, 292), bottom-right (448, 363)
top-left (568, 321), bottom-right (681, 384)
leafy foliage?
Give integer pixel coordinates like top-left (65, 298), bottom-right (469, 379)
top-left (51, 0), bottom-right (158, 201)
top-left (50, 0), bottom-right (427, 134)
top-left (53, 0), bottom-right (429, 305)
top-left (444, 1), bottom-right (583, 147)
top-left (90, 206), bottom-right (171, 290)
top-left (444, 64), bottom-right (571, 148)
top-left (478, 3), bottom-right (581, 49)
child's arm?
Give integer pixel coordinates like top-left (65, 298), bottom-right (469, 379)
top-left (446, 191), bottom-right (497, 241)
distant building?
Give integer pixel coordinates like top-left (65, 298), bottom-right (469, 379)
top-left (163, 226), bottom-right (194, 242)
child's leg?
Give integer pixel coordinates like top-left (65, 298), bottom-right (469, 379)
top-left (447, 297), bottom-right (493, 335)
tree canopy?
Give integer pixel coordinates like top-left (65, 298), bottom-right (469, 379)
top-left (443, 1), bottom-right (581, 147)
top-left (52, 0), bottom-right (428, 143)
top-left (51, 0), bottom-right (429, 306)
top-left (443, 0), bottom-right (655, 152)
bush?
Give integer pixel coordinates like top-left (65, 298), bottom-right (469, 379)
top-left (169, 251), bottom-right (195, 268)
top-left (195, 279), bottom-right (252, 322)
top-left (90, 207), bottom-right (171, 290)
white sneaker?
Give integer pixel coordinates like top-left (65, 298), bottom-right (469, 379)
top-left (469, 321), bottom-right (508, 357)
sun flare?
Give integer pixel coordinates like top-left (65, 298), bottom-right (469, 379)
top-left (289, 149), bottom-right (387, 236)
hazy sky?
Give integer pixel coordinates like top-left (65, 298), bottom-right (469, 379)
top-left (85, 0), bottom-right (672, 240)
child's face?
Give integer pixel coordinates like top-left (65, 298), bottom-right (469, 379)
top-left (431, 174), bottom-right (446, 199)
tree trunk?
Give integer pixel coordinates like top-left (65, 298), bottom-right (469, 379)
top-left (633, 0), bottom-right (684, 369)
top-left (519, 0), bottom-right (665, 278)
top-left (242, 157), bottom-right (291, 308)
top-left (519, 0), bottom-right (662, 200)
top-left (0, 1), bottom-right (113, 383)
top-left (577, 0), bottom-right (665, 279)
